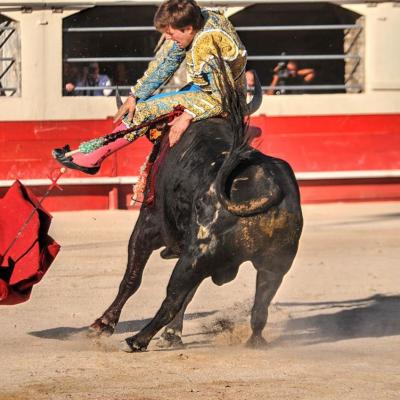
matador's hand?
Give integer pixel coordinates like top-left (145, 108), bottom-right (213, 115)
top-left (113, 96), bottom-right (136, 124)
top-left (168, 112), bottom-right (193, 147)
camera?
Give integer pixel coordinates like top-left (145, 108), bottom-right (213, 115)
top-left (276, 61), bottom-right (287, 70)
top-left (276, 62), bottom-right (292, 79)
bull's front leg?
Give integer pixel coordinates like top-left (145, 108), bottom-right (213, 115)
top-left (156, 284), bottom-right (199, 349)
top-left (88, 211), bottom-right (162, 337)
top-left (121, 254), bottom-right (206, 352)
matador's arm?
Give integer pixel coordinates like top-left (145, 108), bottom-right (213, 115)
top-left (130, 39), bottom-right (186, 101)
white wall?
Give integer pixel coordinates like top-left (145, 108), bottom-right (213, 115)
top-left (353, 2), bottom-right (400, 91)
top-left (0, 1), bottom-right (399, 121)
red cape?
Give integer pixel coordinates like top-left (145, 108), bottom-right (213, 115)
top-left (0, 181), bottom-right (60, 305)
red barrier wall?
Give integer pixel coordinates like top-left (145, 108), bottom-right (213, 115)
top-left (249, 114), bottom-right (400, 172)
top-left (0, 118), bottom-right (152, 180)
top-left (0, 114), bottom-right (399, 210)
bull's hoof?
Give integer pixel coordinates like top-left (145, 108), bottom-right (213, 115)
top-left (120, 336), bottom-right (147, 353)
top-left (87, 318), bottom-right (115, 338)
top-left (246, 334), bottom-right (268, 348)
top-left (156, 330), bottom-right (184, 349)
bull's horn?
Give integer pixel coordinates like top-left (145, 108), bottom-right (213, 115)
top-left (115, 86), bottom-right (123, 109)
top-left (246, 70), bottom-right (262, 116)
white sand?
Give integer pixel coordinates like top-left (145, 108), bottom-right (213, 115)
top-left (1, 202), bottom-right (399, 399)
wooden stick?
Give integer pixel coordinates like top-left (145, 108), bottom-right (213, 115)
top-left (64, 149), bottom-right (82, 158)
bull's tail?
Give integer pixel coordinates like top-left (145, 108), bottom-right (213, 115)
top-left (215, 149), bottom-right (283, 217)
top-left (213, 56), bottom-right (281, 216)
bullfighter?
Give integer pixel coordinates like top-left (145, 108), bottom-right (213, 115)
top-left (53, 0), bottom-right (247, 175)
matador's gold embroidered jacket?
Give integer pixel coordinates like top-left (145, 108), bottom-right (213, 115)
top-left (130, 9), bottom-right (247, 122)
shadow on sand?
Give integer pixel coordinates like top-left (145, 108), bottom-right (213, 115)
top-left (29, 310), bottom-right (218, 340)
top-left (273, 294), bottom-right (400, 345)
top-left (29, 294), bottom-right (400, 347)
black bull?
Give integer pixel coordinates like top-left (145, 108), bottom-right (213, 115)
top-left (88, 115), bottom-right (303, 352)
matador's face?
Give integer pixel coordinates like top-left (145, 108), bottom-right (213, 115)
top-left (163, 25), bottom-right (197, 49)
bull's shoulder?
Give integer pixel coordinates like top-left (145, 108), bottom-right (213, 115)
top-left (190, 117), bottom-right (233, 138)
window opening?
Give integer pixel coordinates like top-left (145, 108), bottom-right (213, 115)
top-left (230, 2), bottom-right (364, 94)
top-left (62, 6), bottom-right (161, 97)
top-left (0, 15), bottom-right (20, 96)
top-left (62, 3), bottom-right (363, 97)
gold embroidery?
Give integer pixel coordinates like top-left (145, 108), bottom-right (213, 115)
top-left (125, 9), bottom-right (247, 126)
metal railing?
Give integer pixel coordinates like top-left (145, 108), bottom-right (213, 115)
top-left (71, 84), bottom-right (181, 94)
top-left (249, 54), bottom-right (360, 61)
top-left (68, 80), bottom-right (363, 96)
top-left (64, 24), bottom-right (362, 33)
top-left (64, 26), bottom-right (157, 32)
top-left (0, 57), bottom-right (15, 79)
top-left (63, 22), bottom-right (363, 95)
top-left (236, 24), bottom-right (363, 31)
top-left (66, 54), bottom-right (360, 63)
top-left (66, 57), bottom-right (154, 62)
top-left (261, 84), bottom-right (362, 92)
top-left (0, 86), bottom-right (17, 95)
top-left (70, 84), bottom-right (362, 94)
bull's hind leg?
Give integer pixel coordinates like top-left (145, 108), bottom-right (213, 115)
top-left (121, 255), bottom-right (206, 352)
top-left (247, 254), bottom-right (293, 347)
top-left (89, 211), bottom-right (162, 337)
top-left (156, 284), bottom-right (199, 349)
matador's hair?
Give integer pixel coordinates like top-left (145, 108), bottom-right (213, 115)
top-left (154, 0), bottom-right (204, 31)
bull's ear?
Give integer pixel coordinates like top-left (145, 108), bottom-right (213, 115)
top-left (115, 86), bottom-right (123, 109)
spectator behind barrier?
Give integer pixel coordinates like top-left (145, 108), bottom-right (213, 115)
top-left (113, 63), bottom-right (131, 96)
top-left (245, 70), bottom-right (257, 101)
top-left (65, 62), bottom-right (112, 96)
top-left (267, 61), bottom-right (315, 95)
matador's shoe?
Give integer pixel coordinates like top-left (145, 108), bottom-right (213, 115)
top-left (52, 121), bottom-right (134, 175)
top-left (52, 145), bottom-right (100, 175)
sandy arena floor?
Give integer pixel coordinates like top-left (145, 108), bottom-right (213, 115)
top-left (1, 202), bottom-right (399, 400)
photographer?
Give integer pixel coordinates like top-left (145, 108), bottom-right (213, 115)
top-left (267, 60), bottom-right (315, 95)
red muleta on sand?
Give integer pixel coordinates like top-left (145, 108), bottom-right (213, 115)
top-left (0, 171), bottom-right (63, 305)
